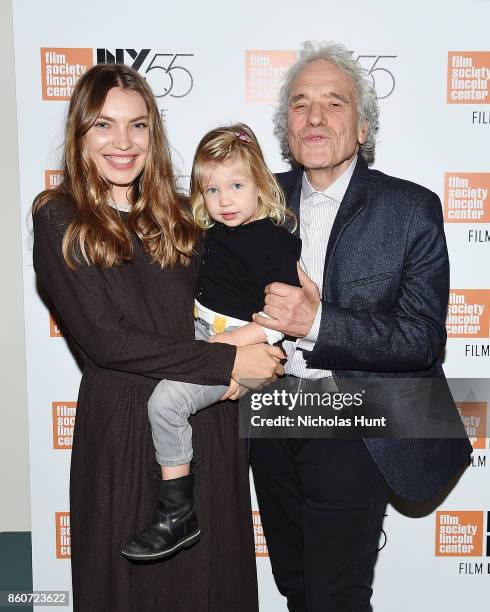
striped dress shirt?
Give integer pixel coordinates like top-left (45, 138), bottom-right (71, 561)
top-left (283, 156), bottom-right (357, 379)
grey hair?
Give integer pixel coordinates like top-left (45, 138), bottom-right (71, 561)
top-left (273, 41), bottom-right (379, 166)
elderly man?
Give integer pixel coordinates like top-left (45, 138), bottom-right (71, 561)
top-left (251, 42), bottom-right (471, 611)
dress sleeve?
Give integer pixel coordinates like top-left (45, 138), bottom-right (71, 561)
top-left (32, 202), bottom-right (236, 385)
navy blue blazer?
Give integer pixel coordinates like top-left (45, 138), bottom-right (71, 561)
top-left (277, 154), bottom-right (472, 501)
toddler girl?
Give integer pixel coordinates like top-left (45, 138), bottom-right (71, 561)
top-left (122, 123), bottom-right (301, 561)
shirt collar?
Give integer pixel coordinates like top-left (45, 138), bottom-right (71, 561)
top-left (301, 155), bottom-right (358, 204)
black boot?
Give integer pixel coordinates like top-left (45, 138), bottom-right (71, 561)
top-left (121, 470), bottom-right (200, 561)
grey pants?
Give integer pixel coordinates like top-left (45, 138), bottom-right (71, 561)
top-left (148, 317), bottom-right (233, 466)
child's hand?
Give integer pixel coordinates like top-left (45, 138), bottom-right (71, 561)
top-left (219, 379), bottom-right (240, 401)
top-left (207, 332), bottom-right (236, 345)
top-left (207, 323), bottom-right (267, 346)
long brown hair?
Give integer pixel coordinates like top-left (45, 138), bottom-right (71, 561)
top-left (33, 63), bottom-right (197, 269)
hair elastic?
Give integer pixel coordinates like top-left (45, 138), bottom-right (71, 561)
top-left (235, 130), bottom-right (251, 143)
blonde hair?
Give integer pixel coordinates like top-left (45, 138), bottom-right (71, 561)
top-left (33, 63), bottom-right (197, 269)
top-left (190, 123), bottom-right (295, 230)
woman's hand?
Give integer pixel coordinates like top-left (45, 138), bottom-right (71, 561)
top-left (232, 344), bottom-right (285, 389)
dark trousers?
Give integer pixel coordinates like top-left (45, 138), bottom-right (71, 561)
top-left (251, 437), bottom-right (388, 612)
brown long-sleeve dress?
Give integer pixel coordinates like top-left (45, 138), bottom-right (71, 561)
top-left (33, 200), bottom-right (259, 612)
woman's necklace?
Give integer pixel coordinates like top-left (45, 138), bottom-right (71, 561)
top-left (108, 199), bottom-right (131, 212)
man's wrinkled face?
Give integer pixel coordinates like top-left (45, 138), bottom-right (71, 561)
top-left (287, 59), bottom-right (367, 189)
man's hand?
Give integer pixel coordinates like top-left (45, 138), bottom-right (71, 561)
top-left (252, 264), bottom-right (320, 338)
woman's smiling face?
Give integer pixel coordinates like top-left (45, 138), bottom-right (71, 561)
top-left (84, 86), bottom-right (149, 203)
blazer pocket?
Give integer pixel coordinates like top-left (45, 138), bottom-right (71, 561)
top-left (343, 272), bottom-right (393, 288)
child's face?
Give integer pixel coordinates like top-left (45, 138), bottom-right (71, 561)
top-left (202, 156), bottom-right (259, 227)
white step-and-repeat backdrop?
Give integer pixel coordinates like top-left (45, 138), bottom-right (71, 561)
top-left (12, 0), bottom-right (489, 609)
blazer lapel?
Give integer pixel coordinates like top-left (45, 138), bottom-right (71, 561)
top-left (322, 154), bottom-right (370, 295)
top-left (278, 159), bottom-right (369, 291)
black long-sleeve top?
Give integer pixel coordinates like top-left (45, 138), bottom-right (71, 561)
top-left (197, 218), bottom-right (302, 321)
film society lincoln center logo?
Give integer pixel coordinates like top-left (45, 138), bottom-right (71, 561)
top-left (444, 173), bottom-right (490, 223)
top-left (252, 511), bottom-right (268, 557)
top-left (45, 170), bottom-right (63, 190)
top-left (55, 512), bottom-right (71, 559)
top-left (45, 170), bottom-right (66, 337)
top-left (447, 52), bottom-right (490, 103)
top-left (45, 171), bottom-right (66, 335)
top-left (52, 402), bottom-right (76, 449)
top-left (435, 511), bottom-right (490, 568)
top-left (245, 51), bottom-right (297, 103)
top-left (457, 402), bottom-right (488, 450)
top-left (49, 314), bottom-right (62, 337)
top-left (446, 290), bottom-right (490, 339)
top-left (41, 48), bottom-right (93, 100)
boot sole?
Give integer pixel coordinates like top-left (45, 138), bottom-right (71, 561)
top-left (121, 529), bottom-right (201, 561)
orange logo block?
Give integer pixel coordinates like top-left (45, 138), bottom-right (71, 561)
top-left (52, 402), bottom-right (76, 449)
top-left (252, 510), bottom-right (268, 557)
top-left (245, 50), bottom-right (296, 103)
top-left (55, 512), bottom-right (71, 559)
top-left (41, 48), bottom-right (93, 101)
top-left (49, 313), bottom-right (63, 337)
top-left (446, 290), bottom-right (490, 338)
top-left (457, 402), bottom-right (487, 449)
top-left (444, 173), bottom-right (490, 223)
top-left (447, 52), bottom-right (490, 104)
top-left (45, 170), bottom-right (63, 190)
top-left (435, 511), bottom-right (483, 556)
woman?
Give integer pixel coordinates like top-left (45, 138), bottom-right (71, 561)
top-left (32, 63), bottom-right (283, 611)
